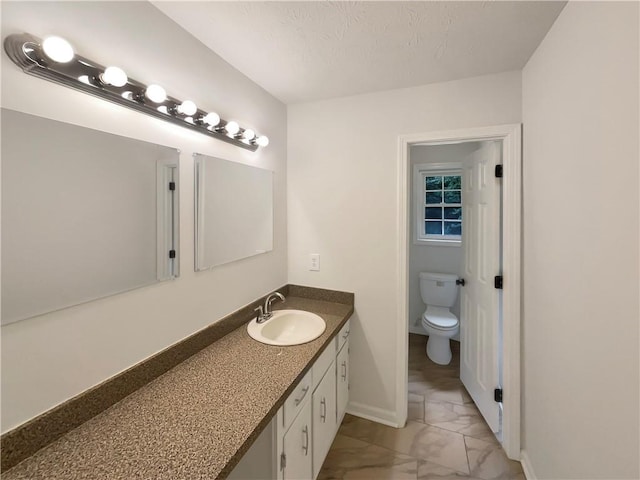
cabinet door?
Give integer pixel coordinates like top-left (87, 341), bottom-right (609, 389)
top-left (336, 339), bottom-right (349, 427)
top-left (282, 400), bottom-right (312, 480)
top-left (228, 418), bottom-right (275, 480)
top-left (312, 361), bottom-right (336, 479)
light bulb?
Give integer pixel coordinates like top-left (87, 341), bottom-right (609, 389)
top-left (202, 112), bottom-right (220, 127)
top-left (177, 100), bottom-right (197, 116)
top-left (42, 36), bottom-right (74, 63)
top-left (100, 66), bottom-right (128, 87)
top-left (225, 121), bottom-right (240, 135)
top-left (256, 135), bottom-right (269, 147)
top-left (242, 129), bottom-right (256, 141)
top-left (145, 84), bottom-right (166, 103)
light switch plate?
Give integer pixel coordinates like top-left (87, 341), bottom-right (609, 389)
top-left (309, 253), bottom-right (320, 271)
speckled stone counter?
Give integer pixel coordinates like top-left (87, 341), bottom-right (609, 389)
top-left (1, 296), bottom-right (353, 480)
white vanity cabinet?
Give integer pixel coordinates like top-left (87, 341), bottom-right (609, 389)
top-left (336, 337), bottom-right (349, 425)
top-left (281, 400), bottom-right (312, 480)
top-left (227, 418), bottom-right (277, 480)
top-left (274, 319), bottom-right (351, 480)
top-left (282, 370), bottom-right (312, 432)
top-left (311, 361), bottom-right (336, 479)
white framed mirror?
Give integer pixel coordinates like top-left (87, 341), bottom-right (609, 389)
top-left (1, 108), bottom-right (180, 325)
top-left (194, 153), bottom-right (273, 270)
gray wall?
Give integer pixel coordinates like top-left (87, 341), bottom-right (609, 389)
top-left (522, 2), bottom-right (639, 478)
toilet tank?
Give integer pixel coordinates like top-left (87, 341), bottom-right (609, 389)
top-left (419, 272), bottom-right (459, 307)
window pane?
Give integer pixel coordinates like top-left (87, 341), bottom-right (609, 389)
top-left (425, 191), bottom-right (442, 204)
top-left (425, 207), bottom-right (442, 220)
top-left (444, 207), bottom-right (462, 220)
top-left (444, 176), bottom-right (461, 190)
top-left (444, 191), bottom-right (461, 204)
top-left (444, 222), bottom-right (462, 235)
top-left (426, 221), bottom-right (442, 235)
top-left (425, 176), bottom-right (442, 190)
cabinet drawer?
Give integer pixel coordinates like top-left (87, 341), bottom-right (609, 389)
top-left (337, 319), bottom-right (351, 352)
top-left (312, 342), bottom-right (336, 391)
top-left (283, 369), bottom-right (312, 432)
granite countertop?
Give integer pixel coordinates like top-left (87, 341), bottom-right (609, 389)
top-left (2, 296), bottom-right (353, 480)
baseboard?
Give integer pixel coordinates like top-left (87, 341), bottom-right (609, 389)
top-left (346, 401), bottom-right (401, 428)
top-left (520, 450), bottom-right (537, 480)
top-left (408, 326), bottom-right (427, 335)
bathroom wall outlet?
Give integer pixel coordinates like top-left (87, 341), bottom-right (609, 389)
top-left (309, 253), bottom-right (320, 271)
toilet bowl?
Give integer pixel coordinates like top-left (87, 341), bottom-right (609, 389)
top-left (421, 307), bottom-right (459, 365)
top-left (419, 272), bottom-right (460, 365)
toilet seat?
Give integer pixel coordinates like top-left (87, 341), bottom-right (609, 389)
top-left (422, 307), bottom-right (458, 331)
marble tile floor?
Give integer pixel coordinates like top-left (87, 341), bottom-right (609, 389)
top-left (318, 334), bottom-right (524, 480)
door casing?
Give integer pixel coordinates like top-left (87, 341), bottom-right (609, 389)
top-left (396, 124), bottom-right (522, 460)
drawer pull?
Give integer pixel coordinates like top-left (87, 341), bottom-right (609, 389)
top-left (341, 361), bottom-right (347, 380)
top-left (342, 330), bottom-right (349, 339)
top-left (302, 425), bottom-right (309, 455)
top-left (294, 386), bottom-right (309, 406)
top-left (320, 398), bottom-right (327, 422)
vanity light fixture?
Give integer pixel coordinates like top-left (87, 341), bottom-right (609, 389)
top-left (242, 128), bottom-right (255, 141)
top-left (177, 100), bottom-right (197, 116)
top-left (100, 66), bottom-right (128, 87)
top-left (145, 84), bottom-right (167, 104)
top-left (224, 121), bottom-right (240, 136)
top-left (3, 32), bottom-right (268, 151)
top-left (201, 112), bottom-right (221, 128)
top-left (42, 36), bottom-right (74, 63)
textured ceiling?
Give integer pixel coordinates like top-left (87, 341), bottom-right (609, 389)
top-left (154, 1), bottom-right (566, 104)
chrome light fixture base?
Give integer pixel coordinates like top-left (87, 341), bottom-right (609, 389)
top-left (3, 33), bottom-right (265, 151)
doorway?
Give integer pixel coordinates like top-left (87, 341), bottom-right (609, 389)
top-left (396, 125), bottom-right (522, 460)
top-left (410, 139), bottom-right (503, 432)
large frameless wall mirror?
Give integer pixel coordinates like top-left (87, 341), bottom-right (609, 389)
top-left (194, 153), bottom-right (273, 270)
top-left (1, 108), bottom-right (180, 325)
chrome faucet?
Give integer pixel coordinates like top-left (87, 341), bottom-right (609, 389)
top-left (254, 292), bottom-right (286, 323)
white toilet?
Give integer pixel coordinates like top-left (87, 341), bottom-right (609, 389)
top-left (419, 272), bottom-right (460, 365)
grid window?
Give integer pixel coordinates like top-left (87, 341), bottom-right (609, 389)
top-left (422, 174), bottom-right (462, 240)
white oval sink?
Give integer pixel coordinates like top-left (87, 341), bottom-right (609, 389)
top-left (247, 309), bottom-right (326, 346)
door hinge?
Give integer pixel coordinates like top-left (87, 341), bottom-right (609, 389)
top-left (169, 181), bottom-right (176, 191)
top-left (494, 388), bottom-right (503, 403)
top-left (280, 452), bottom-right (286, 470)
top-left (494, 275), bottom-right (503, 289)
top-left (169, 249), bottom-right (176, 259)
top-left (495, 165), bottom-right (503, 178)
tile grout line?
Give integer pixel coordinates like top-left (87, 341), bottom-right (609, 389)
top-left (335, 428), bottom-right (470, 478)
top-left (463, 434), bottom-right (473, 475)
top-left (332, 431), bottom-right (416, 461)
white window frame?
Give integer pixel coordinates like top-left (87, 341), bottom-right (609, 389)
top-left (413, 162), bottom-right (463, 247)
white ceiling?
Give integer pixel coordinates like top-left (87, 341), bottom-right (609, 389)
top-left (154, 1), bottom-right (566, 105)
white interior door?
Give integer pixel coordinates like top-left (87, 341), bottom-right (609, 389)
top-left (460, 141), bottom-right (502, 433)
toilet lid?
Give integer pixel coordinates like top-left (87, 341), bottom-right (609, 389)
top-left (423, 309), bottom-right (459, 330)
